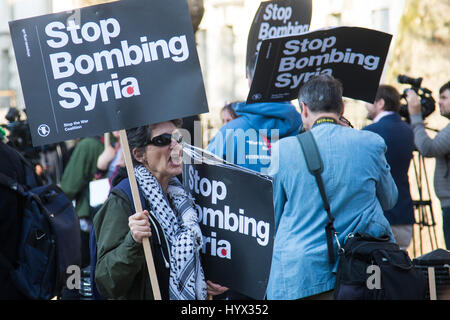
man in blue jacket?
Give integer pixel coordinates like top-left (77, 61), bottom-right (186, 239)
top-left (363, 85), bottom-right (415, 250)
top-left (267, 75), bottom-right (397, 300)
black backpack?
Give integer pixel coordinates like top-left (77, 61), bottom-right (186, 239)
top-left (0, 156), bottom-right (81, 299)
top-left (297, 130), bottom-right (426, 300)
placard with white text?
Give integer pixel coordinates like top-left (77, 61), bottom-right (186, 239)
top-left (183, 160), bottom-right (275, 300)
top-left (9, 0), bottom-right (208, 146)
top-left (247, 26), bottom-right (392, 104)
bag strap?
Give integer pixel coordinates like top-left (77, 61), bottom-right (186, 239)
top-left (297, 131), bottom-right (341, 264)
top-left (113, 178), bottom-right (149, 214)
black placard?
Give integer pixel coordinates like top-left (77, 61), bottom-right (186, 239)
top-left (247, 26), bottom-right (392, 104)
top-left (246, 0), bottom-right (312, 76)
top-left (9, 0), bottom-right (208, 146)
top-left (183, 161), bottom-right (274, 300)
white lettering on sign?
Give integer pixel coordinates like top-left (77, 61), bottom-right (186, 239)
top-left (263, 3), bottom-right (292, 24)
top-left (187, 165), bottom-right (272, 262)
top-left (43, 17), bottom-right (190, 111)
top-left (45, 18), bottom-right (121, 48)
top-left (274, 36), bottom-right (382, 89)
top-left (255, 3), bottom-right (309, 54)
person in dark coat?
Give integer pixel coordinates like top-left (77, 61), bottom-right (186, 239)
top-left (363, 84), bottom-right (415, 250)
top-left (0, 141), bottom-right (27, 299)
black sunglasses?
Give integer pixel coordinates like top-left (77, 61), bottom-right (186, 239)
top-left (146, 133), bottom-right (183, 147)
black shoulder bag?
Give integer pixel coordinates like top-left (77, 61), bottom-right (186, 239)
top-left (297, 130), bottom-right (426, 300)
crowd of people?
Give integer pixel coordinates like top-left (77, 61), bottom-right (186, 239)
top-left (1, 67), bottom-right (449, 300)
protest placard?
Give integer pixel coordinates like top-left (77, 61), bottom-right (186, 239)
top-left (9, 0), bottom-right (209, 300)
top-left (247, 26), bottom-right (392, 104)
top-left (9, 0), bottom-right (208, 147)
top-left (246, 0), bottom-right (312, 76)
top-left (182, 146), bottom-right (275, 300)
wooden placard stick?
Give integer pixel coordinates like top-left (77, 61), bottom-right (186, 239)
top-left (119, 129), bottom-right (162, 300)
top-left (104, 132), bottom-right (110, 147)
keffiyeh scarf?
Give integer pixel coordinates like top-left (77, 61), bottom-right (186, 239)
top-left (134, 165), bottom-right (207, 300)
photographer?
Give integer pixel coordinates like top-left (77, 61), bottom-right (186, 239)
top-left (406, 81), bottom-right (450, 249)
top-left (267, 75), bottom-right (397, 299)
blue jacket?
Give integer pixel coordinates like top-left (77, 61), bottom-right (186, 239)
top-left (207, 101), bottom-right (302, 174)
top-left (266, 123), bottom-right (397, 300)
top-left (363, 113), bottom-right (415, 225)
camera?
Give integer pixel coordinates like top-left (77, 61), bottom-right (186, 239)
top-left (397, 75), bottom-right (436, 121)
top-left (2, 107), bottom-right (35, 157)
top-left (1, 107), bottom-right (66, 184)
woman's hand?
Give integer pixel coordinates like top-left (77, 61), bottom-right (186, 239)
top-left (128, 210), bottom-right (151, 243)
top-left (206, 280), bottom-right (228, 296)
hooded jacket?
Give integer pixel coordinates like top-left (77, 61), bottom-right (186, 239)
top-left (207, 101), bottom-right (302, 174)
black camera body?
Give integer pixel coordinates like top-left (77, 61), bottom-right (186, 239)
top-left (397, 75), bottom-right (436, 122)
top-left (2, 107), bottom-right (34, 156)
top-left (1, 107), bottom-right (55, 164)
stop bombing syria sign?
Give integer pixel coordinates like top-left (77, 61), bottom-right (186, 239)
top-left (9, 0), bottom-right (208, 146)
top-left (246, 0), bottom-right (312, 75)
top-left (183, 162), bottom-right (275, 300)
top-left (247, 26), bottom-right (392, 104)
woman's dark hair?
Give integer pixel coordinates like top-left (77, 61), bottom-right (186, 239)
top-left (221, 102), bottom-right (239, 120)
top-left (126, 119), bottom-right (182, 166)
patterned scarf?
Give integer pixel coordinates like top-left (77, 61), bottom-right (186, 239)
top-left (134, 165), bottom-right (207, 300)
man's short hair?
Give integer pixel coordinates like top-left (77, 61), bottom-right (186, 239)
top-left (298, 74), bottom-right (344, 114)
top-left (439, 81), bottom-right (450, 95)
top-left (375, 85), bottom-right (400, 113)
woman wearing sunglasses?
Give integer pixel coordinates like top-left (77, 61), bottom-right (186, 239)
top-left (93, 119), bottom-right (224, 300)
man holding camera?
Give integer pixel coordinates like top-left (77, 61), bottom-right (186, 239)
top-left (363, 85), bottom-right (415, 250)
top-left (407, 81), bottom-right (450, 249)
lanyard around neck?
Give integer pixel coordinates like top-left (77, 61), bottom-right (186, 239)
top-left (312, 117), bottom-right (338, 128)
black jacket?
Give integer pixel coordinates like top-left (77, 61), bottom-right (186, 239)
top-left (0, 142), bottom-right (27, 299)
